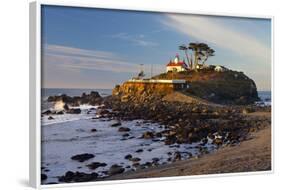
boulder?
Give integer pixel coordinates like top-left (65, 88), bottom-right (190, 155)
top-left (130, 157), bottom-right (141, 162)
top-left (96, 109), bottom-right (110, 116)
top-left (48, 116), bottom-right (54, 120)
top-left (111, 121), bottom-right (122, 127)
top-left (56, 110), bottom-right (64, 115)
top-left (118, 127), bottom-right (130, 132)
top-left (58, 171), bottom-right (98, 183)
top-left (108, 164), bottom-right (125, 175)
top-left (67, 108), bottom-right (81, 114)
top-left (213, 138), bottom-right (223, 146)
top-left (135, 149), bottom-right (143, 153)
top-left (91, 128), bottom-right (97, 132)
top-left (41, 174), bottom-right (47, 181)
top-left (42, 110), bottom-right (52, 115)
top-left (86, 162), bottom-right (107, 170)
top-left (152, 157), bottom-right (159, 163)
top-left (71, 153), bottom-right (94, 162)
top-left (173, 151), bottom-right (181, 161)
top-left (63, 104), bottom-right (69, 110)
top-left (142, 131), bottom-right (154, 139)
top-left (124, 154), bottom-right (132, 160)
top-left (122, 133), bottom-right (130, 137)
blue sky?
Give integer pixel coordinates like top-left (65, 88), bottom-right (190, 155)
top-left (41, 5), bottom-right (271, 90)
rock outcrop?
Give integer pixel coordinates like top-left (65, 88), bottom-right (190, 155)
top-left (152, 67), bottom-right (259, 105)
top-left (47, 91), bottom-right (102, 106)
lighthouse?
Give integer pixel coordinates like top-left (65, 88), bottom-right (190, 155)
top-left (166, 54), bottom-right (188, 72)
top-left (174, 53), bottom-right (180, 64)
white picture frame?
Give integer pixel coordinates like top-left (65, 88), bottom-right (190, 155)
top-left (29, 1), bottom-right (274, 189)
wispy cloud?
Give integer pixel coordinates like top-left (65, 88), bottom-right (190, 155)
top-left (110, 33), bottom-right (158, 47)
top-left (162, 14), bottom-right (271, 64)
top-left (43, 44), bottom-right (143, 73)
top-left (42, 44), bottom-right (165, 88)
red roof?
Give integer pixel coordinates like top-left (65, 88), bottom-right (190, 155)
top-left (167, 61), bottom-right (188, 68)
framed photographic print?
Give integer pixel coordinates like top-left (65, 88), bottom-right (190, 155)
top-left (29, 1), bottom-right (273, 188)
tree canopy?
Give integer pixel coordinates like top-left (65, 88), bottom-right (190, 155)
top-left (179, 42), bottom-right (215, 71)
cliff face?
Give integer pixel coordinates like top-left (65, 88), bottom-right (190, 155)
top-left (113, 68), bottom-right (259, 105)
top-left (112, 82), bottom-right (177, 102)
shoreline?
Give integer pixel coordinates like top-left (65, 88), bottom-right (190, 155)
top-left (42, 91), bottom-right (271, 184)
top-left (106, 113), bottom-right (271, 180)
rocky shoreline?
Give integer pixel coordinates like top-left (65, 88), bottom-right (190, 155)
top-left (42, 91), bottom-right (271, 184)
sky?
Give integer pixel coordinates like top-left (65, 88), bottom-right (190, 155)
top-left (41, 5), bottom-right (271, 90)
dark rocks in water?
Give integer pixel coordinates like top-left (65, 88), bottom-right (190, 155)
top-left (124, 154), bottom-right (132, 160)
top-left (173, 151), bottom-right (182, 161)
top-left (91, 128), bottom-right (97, 132)
top-left (47, 94), bottom-right (76, 104)
top-left (152, 157), bottom-right (159, 163)
top-left (86, 162), bottom-right (107, 170)
top-left (142, 131), bottom-right (154, 139)
top-left (41, 174), bottom-right (47, 181)
top-left (136, 164), bottom-right (147, 170)
top-left (63, 104), bottom-right (69, 110)
top-left (122, 133), bottom-right (130, 137)
top-left (48, 116), bottom-right (54, 120)
top-left (58, 171), bottom-right (98, 183)
top-left (118, 127), bottom-right (130, 132)
top-left (71, 153), bottom-right (94, 162)
top-left (96, 109), bottom-right (110, 116)
top-left (111, 121), bottom-right (122, 127)
top-left (213, 138), bottom-right (223, 146)
top-left (164, 136), bottom-right (177, 145)
top-left (42, 110), bottom-right (52, 115)
top-left (155, 132), bottom-right (162, 138)
top-left (132, 162), bottom-right (140, 167)
top-left (169, 144), bottom-right (180, 148)
top-left (56, 110), bottom-right (64, 115)
top-left (144, 162), bottom-right (152, 167)
top-left (108, 164), bottom-right (125, 175)
top-left (66, 108), bottom-right (81, 114)
top-left (135, 149), bottom-right (143, 153)
top-left (130, 157), bottom-right (141, 162)
top-left (48, 91), bottom-right (102, 106)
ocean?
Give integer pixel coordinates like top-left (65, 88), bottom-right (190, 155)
top-left (42, 88), bottom-right (112, 98)
top-left (257, 91), bottom-right (271, 106)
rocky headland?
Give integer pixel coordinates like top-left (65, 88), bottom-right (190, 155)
top-left (42, 69), bottom-right (271, 183)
